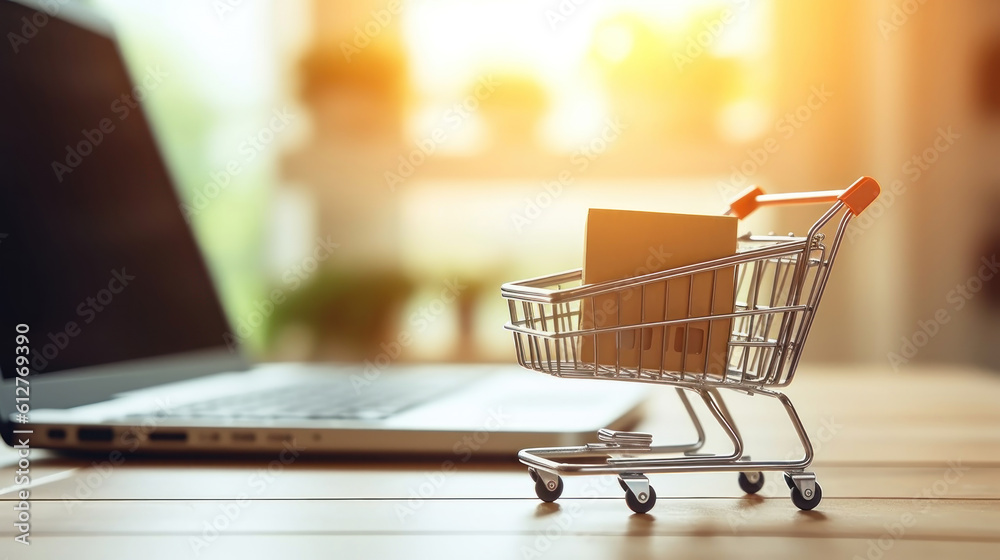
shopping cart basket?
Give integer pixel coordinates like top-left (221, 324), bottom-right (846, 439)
top-left (500, 176), bottom-right (880, 513)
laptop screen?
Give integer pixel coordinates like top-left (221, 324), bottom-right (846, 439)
top-left (0, 1), bottom-right (233, 378)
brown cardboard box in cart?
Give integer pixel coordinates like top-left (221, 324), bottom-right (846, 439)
top-left (580, 209), bottom-right (738, 375)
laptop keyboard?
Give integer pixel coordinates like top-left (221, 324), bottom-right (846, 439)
top-left (151, 377), bottom-right (457, 421)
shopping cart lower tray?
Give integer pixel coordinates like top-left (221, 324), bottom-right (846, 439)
top-left (500, 177), bottom-right (880, 514)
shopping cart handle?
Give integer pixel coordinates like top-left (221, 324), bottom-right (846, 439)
top-left (727, 176), bottom-right (881, 219)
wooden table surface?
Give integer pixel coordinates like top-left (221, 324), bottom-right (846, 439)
top-left (2, 364), bottom-right (999, 559)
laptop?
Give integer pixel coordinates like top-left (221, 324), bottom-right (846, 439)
top-left (0, 0), bottom-right (646, 455)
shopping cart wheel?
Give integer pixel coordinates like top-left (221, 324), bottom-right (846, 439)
top-left (783, 473), bottom-right (795, 489)
top-left (624, 486), bottom-right (656, 514)
top-left (790, 482), bottom-right (822, 511)
top-left (528, 468), bottom-right (539, 483)
top-left (738, 471), bottom-right (765, 494)
top-left (534, 476), bottom-right (564, 503)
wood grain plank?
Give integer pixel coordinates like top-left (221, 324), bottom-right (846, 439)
top-left (6, 534), bottom-right (1000, 560)
top-left (4, 464), bottom-right (994, 502)
top-left (3, 497), bottom-right (999, 542)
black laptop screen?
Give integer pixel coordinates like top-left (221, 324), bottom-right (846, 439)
top-left (0, 1), bottom-right (233, 377)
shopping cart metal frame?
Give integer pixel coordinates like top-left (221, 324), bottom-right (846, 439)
top-left (500, 177), bottom-right (881, 514)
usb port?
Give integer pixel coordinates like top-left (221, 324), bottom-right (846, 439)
top-left (77, 427), bottom-right (113, 442)
top-left (148, 431), bottom-right (188, 442)
top-left (231, 432), bottom-right (256, 443)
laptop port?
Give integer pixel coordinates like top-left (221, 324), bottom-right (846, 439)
top-left (47, 428), bottom-right (67, 440)
top-left (148, 431), bottom-right (188, 442)
top-left (77, 427), bottom-right (114, 442)
top-left (231, 432), bottom-right (256, 443)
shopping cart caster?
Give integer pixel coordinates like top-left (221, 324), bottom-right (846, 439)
top-left (791, 483), bottom-right (822, 511)
top-left (738, 471), bottom-right (765, 494)
top-left (624, 486), bottom-right (656, 514)
top-left (785, 472), bottom-right (822, 511)
top-left (619, 474), bottom-right (656, 514)
top-left (529, 469), bottom-right (564, 502)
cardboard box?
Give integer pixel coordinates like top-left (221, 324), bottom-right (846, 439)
top-left (580, 209), bottom-right (737, 375)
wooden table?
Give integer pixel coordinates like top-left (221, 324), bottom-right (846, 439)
top-left (2, 365), bottom-right (999, 559)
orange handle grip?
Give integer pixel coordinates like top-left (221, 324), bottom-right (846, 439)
top-left (727, 176), bottom-right (881, 219)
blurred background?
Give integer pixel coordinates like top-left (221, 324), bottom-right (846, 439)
top-left (85, 0), bottom-right (1000, 370)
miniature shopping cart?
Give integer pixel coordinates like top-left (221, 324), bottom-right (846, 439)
top-left (501, 176), bottom-right (880, 514)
